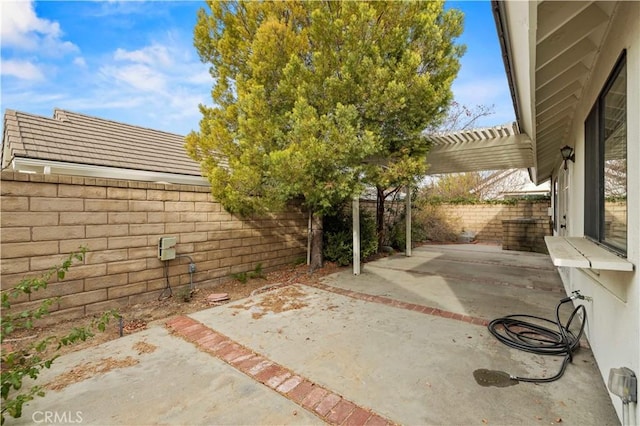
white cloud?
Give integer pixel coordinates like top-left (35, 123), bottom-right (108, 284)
top-left (0, 0), bottom-right (78, 55)
top-left (188, 70), bottom-right (213, 85)
top-left (92, 39), bottom-right (211, 133)
top-left (103, 43), bottom-right (180, 93)
top-left (100, 63), bottom-right (167, 92)
top-left (1, 59), bottom-right (44, 81)
top-left (1, 18), bottom-right (212, 135)
top-left (90, 1), bottom-right (149, 17)
top-left (104, 39), bottom-right (212, 97)
top-left (63, 96), bottom-right (146, 111)
top-left (114, 44), bottom-right (172, 67)
top-left (73, 57), bottom-right (87, 67)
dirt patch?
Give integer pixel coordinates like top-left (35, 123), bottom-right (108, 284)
top-left (46, 356), bottom-right (139, 391)
top-left (231, 285), bottom-right (309, 319)
top-left (133, 341), bottom-right (157, 355)
top-left (123, 318), bottom-right (148, 334)
top-left (5, 262), bottom-right (344, 359)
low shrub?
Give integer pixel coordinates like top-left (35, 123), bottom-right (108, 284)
top-left (389, 202), bottom-right (461, 249)
top-left (231, 263), bottom-right (265, 284)
top-left (1, 248), bottom-right (118, 424)
top-left (323, 208), bottom-right (378, 266)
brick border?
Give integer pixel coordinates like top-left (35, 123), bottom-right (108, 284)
top-left (299, 282), bottom-right (594, 350)
top-left (303, 282), bottom-right (490, 327)
top-left (166, 316), bottom-right (395, 426)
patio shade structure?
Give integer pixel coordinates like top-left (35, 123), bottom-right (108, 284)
top-left (423, 122), bottom-right (535, 175)
top-left (352, 122), bottom-right (536, 274)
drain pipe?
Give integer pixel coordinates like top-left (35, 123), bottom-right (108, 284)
top-left (176, 254), bottom-right (196, 291)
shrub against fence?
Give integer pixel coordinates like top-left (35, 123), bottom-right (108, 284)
top-left (323, 208), bottom-right (378, 266)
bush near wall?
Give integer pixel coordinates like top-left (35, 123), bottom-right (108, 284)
top-left (323, 208), bottom-right (378, 266)
top-left (0, 172), bottom-right (307, 323)
top-left (389, 202), bottom-right (461, 249)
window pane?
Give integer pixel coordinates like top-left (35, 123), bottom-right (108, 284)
top-left (602, 62), bottom-right (626, 252)
top-left (584, 106), bottom-right (599, 241)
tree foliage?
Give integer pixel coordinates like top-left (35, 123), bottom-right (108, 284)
top-left (188, 0), bottom-right (464, 210)
top-left (423, 171), bottom-right (483, 201)
top-left (187, 0), bottom-right (464, 265)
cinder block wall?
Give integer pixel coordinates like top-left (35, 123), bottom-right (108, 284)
top-left (0, 172), bottom-right (307, 322)
top-left (502, 218), bottom-right (550, 253)
top-left (437, 200), bottom-right (551, 244)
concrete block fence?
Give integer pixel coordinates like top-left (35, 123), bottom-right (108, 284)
top-left (0, 171), bottom-right (307, 322)
top-left (437, 200), bottom-right (552, 246)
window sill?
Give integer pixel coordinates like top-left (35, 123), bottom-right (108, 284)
top-left (544, 236), bottom-right (634, 272)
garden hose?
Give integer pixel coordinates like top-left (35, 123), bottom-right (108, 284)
top-left (158, 261), bottom-right (172, 301)
top-left (487, 291), bottom-right (588, 383)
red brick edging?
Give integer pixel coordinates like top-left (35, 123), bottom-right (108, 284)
top-left (166, 316), bottom-right (395, 426)
top-left (300, 282), bottom-right (593, 350)
top-left (303, 282), bottom-right (490, 327)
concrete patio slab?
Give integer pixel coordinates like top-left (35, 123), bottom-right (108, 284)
top-left (9, 244), bottom-right (620, 425)
top-left (322, 244), bottom-right (567, 321)
top-left (13, 326), bottom-right (322, 426)
top-left (189, 283), bottom-right (616, 425)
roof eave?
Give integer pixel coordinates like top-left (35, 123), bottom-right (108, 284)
top-left (492, 1), bottom-right (522, 132)
top-left (492, 1), bottom-right (544, 184)
top-left (10, 157), bottom-right (209, 186)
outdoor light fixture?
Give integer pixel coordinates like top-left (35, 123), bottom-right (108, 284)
top-left (560, 145), bottom-right (575, 170)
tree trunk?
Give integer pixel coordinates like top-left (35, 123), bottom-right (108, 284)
top-left (309, 212), bottom-right (324, 272)
top-left (376, 186), bottom-right (386, 252)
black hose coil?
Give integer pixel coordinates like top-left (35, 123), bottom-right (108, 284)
top-left (488, 296), bottom-right (587, 383)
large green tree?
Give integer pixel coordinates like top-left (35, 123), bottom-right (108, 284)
top-left (186, 0), bottom-right (464, 269)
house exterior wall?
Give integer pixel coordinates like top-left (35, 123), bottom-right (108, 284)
top-left (0, 171), bottom-right (307, 323)
top-left (552, 2), bottom-right (639, 419)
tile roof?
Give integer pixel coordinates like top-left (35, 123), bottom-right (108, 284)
top-left (2, 108), bottom-right (202, 176)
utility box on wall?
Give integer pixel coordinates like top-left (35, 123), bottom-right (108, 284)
top-left (158, 236), bottom-right (177, 261)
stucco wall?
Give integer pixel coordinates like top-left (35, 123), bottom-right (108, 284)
top-left (555, 1), bottom-right (639, 421)
top-left (0, 171), bottom-right (307, 322)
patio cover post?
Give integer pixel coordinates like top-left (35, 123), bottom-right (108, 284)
top-left (352, 196), bottom-right (361, 275)
top-left (406, 186), bottom-right (412, 257)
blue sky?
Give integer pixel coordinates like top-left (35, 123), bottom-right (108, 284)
top-left (0, 0), bottom-right (514, 136)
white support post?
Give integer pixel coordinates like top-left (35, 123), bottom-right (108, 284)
top-left (307, 211), bottom-right (312, 266)
top-left (352, 197), bottom-right (361, 275)
top-left (405, 186), bottom-right (412, 257)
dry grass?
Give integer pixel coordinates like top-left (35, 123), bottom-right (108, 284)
top-left (46, 356), bottom-right (139, 391)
